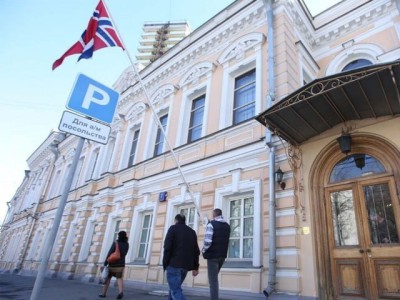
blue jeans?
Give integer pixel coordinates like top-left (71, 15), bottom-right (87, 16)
top-left (166, 266), bottom-right (188, 300)
top-left (207, 258), bottom-right (225, 300)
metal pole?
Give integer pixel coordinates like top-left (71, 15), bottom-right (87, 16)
top-left (30, 137), bottom-right (85, 300)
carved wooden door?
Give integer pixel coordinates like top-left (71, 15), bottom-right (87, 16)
top-left (326, 177), bottom-right (400, 299)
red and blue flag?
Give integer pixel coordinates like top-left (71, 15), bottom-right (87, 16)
top-left (52, 0), bottom-right (124, 70)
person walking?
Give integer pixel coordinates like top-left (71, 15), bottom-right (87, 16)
top-left (99, 231), bottom-right (129, 299)
top-left (163, 214), bottom-right (200, 300)
top-left (202, 208), bottom-right (231, 300)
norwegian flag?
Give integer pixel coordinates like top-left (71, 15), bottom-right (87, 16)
top-left (52, 0), bottom-right (124, 70)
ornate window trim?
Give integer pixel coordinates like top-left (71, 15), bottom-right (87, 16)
top-left (178, 61), bottom-right (216, 89)
top-left (217, 32), bottom-right (265, 65)
top-left (326, 43), bottom-right (383, 75)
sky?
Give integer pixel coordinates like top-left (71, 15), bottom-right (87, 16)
top-left (0, 0), bottom-right (335, 224)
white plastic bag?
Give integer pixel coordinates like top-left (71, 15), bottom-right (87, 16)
top-left (100, 266), bottom-right (109, 282)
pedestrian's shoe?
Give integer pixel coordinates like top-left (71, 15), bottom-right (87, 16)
top-left (99, 294), bottom-right (106, 298)
top-left (116, 292), bottom-right (123, 299)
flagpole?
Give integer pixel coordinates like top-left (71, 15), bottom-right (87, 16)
top-left (102, 1), bottom-right (203, 219)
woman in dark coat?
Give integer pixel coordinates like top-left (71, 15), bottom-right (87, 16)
top-left (99, 231), bottom-right (129, 299)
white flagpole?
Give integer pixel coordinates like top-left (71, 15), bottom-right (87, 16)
top-left (102, 1), bottom-right (203, 219)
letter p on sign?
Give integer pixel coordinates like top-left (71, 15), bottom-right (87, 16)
top-left (67, 74), bottom-right (120, 124)
top-left (82, 84), bottom-right (110, 109)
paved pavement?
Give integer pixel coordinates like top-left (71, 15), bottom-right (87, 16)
top-left (0, 272), bottom-right (297, 300)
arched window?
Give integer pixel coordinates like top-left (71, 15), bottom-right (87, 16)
top-left (341, 59), bottom-right (372, 72)
top-left (329, 153), bottom-right (385, 183)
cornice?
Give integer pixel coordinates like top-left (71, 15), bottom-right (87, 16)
top-left (284, 0), bottom-right (394, 48)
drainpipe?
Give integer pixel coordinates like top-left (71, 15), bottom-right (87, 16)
top-left (262, 0), bottom-right (276, 298)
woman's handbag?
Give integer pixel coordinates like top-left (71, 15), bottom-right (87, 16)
top-left (107, 241), bottom-right (121, 263)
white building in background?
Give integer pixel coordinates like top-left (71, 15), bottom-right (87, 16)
top-left (136, 21), bottom-right (191, 66)
top-left (1, 1), bottom-right (400, 299)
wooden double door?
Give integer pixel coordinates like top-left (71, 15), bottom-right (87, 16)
top-left (325, 176), bottom-right (400, 299)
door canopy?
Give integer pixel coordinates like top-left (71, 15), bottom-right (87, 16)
top-left (256, 61), bottom-right (400, 145)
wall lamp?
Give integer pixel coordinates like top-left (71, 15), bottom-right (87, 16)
top-left (337, 131), bottom-right (352, 155)
top-left (275, 167), bottom-right (286, 190)
top-left (353, 153), bottom-right (366, 169)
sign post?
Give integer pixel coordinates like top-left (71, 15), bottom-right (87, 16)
top-left (30, 74), bottom-right (119, 300)
top-left (30, 137), bottom-right (84, 300)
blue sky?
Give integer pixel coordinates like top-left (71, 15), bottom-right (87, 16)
top-left (0, 0), bottom-right (234, 222)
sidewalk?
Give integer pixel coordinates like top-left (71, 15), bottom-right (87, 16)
top-left (0, 272), bottom-right (297, 300)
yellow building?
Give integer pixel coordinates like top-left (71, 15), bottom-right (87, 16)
top-left (1, 1), bottom-right (400, 299)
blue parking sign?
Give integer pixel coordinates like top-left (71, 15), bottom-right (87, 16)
top-left (67, 73), bottom-right (120, 124)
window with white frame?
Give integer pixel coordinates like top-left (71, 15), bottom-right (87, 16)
top-left (28, 230), bottom-right (41, 260)
top-left (71, 157), bottom-right (84, 189)
top-left (227, 195), bottom-right (254, 260)
top-left (101, 138), bottom-right (115, 174)
top-left (112, 220), bottom-right (121, 242)
top-left (79, 222), bottom-right (97, 261)
top-left (136, 213), bottom-right (153, 262)
top-left (342, 59), bottom-right (372, 72)
top-left (179, 205), bottom-right (196, 229)
top-left (85, 149), bottom-right (100, 181)
top-left (48, 170), bottom-right (61, 199)
top-left (188, 95), bottom-right (205, 143)
top-left (154, 115), bottom-right (168, 156)
top-left (87, 223), bottom-right (98, 259)
top-left (233, 69), bottom-right (256, 125)
top-left (62, 223), bottom-right (77, 261)
top-left (59, 164), bottom-right (71, 195)
top-left (128, 129), bottom-right (140, 167)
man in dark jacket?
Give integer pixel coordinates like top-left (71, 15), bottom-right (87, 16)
top-left (202, 208), bottom-right (230, 300)
top-left (163, 214), bottom-right (200, 300)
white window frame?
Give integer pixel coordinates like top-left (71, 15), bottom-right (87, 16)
top-left (59, 164), bottom-right (71, 195)
top-left (99, 137), bottom-right (115, 175)
top-left (176, 84), bottom-right (210, 146)
top-left (129, 199), bottom-right (156, 264)
top-left (226, 194), bottom-right (254, 261)
top-left (71, 156), bottom-right (84, 189)
top-left (326, 43), bottom-right (382, 75)
top-left (218, 33), bottom-right (264, 130)
top-left (78, 217), bottom-right (97, 262)
top-left (28, 229), bottom-right (41, 260)
top-left (119, 124), bottom-right (142, 169)
top-left (61, 222), bottom-right (77, 261)
top-left (143, 103), bottom-right (172, 160)
top-left (214, 179), bottom-right (261, 267)
top-left (153, 114), bottom-right (169, 157)
top-left (232, 69), bottom-right (256, 125)
top-left (136, 213), bottom-right (153, 262)
top-left (219, 57), bottom-right (261, 129)
top-left (48, 170), bottom-right (61, 199)
top-left (84, 148), bottom-right (100, 181)
top-left (100, 202), bottom-right (123, 262)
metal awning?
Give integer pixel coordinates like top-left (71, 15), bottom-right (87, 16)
top-left (256, 60), bottom-right (400, 145)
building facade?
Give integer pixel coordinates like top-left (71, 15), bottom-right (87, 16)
top-left (1, 0), bottom-right (400, 299)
